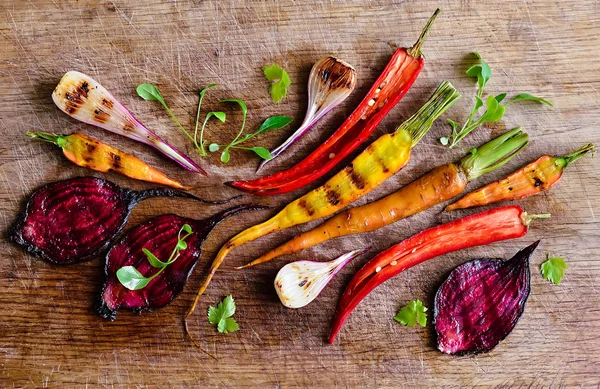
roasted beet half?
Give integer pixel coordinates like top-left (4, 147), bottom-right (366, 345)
top-left (9, 176), bottom-right (223, 265)
top-left (434, 241), bottom-right (539, 355)
top-left (97, 204), bottom-right (266, 320)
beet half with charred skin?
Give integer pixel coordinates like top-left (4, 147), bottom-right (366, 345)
top-left (434, 241), bottom-right (539, 355)
top-left (9, 176), bottom-right (229, 265)
top-left (97, 204), bottom-right (267, 320)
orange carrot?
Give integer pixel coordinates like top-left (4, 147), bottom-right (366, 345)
top-left (27, 132), bottom-right (192, 190)
top-left (446, 143), bottom-right (595, 211)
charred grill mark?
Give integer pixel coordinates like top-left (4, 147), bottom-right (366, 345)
top-left (319, 57), bottom-right (357, 90)
top-left (64, 81), bottom-right (90, 115)
top-left (533, 177), bottom-right (544, 188)
top-left (347, 165), bottom-right (365, 190)
top-left (508, 187), bottom-right (513, 191)
top-left (298, 199), bottom-right (315, 216)
top-left (109, 152), bottom-right (122, 170)
top-left (101, 98), bottom-right (114, 109)
top-left (324, 185), bottom-right (341, 206)
top-left (299, 278), bottom-right (308, 287)
top-left (84, 157), bottom-right (94, 163)
top-left (86, 143), bottom-right (96, 153)
top-left (94, 108), bottom-right (110, 123)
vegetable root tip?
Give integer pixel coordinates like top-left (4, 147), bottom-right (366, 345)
top-left (183, 318), bottom-right (219, 361)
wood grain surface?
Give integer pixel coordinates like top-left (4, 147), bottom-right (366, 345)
top-left (1, 0), bottom-right (599, 387)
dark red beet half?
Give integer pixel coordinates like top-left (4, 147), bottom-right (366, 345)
top-left (9, 176), bottom-right (226, 265)
top-left (97, 204), bottom-right (266, 320)
top-left (434, 241), bottom-right (539, 355)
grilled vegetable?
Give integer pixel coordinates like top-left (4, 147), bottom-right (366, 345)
top-left (9, 177), bottom-right (224, 265)
top-left (257, 56), bottom-right (357, 172)
top-left (97, 204), bottom-right (265, 320)
top-left (274, 248), bottom-right (368, 309)
top-left (243, 128), bottom-right (528, 268)
top-left (227, 9), bottom-right (441, 195)
top-left (27, 132), bottom-right (191, 190)
top-left (329, 205), bottom-right (550, 343)
top-left (446, 143), bottom-right (595, 211)
top-left (52, 71), bottom-right (205, 174)
top-left (435, 241), bottom-right (539, 354)
top-left (185, 81), bottom-right (460, 323)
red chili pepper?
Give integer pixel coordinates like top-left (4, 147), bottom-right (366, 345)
top-left (328, 205), bottom-right (550, 343)
top-left (226, 9), bottom-right (440, 195)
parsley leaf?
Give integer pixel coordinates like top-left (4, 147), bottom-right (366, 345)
top-left (541, 255), bottom-right (567, 285)
top-left (394, 300), bottom-right (428, 327)
top-left (208, 295), bottom-right (239, 334)
top-left (263, 64), bottom-right (291, 103)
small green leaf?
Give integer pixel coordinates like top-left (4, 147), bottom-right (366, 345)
top-left (541, 255), bottom-right (567, 285)
top-left (394, 300), bottom-right (428, 327)
top-left (116, 266), bottom-right (151, 291)
top-left (466, 53), bottom-right (491, 92)
top-left (207, 111), bottom-right (226, 122)
top-left (263, 64), bottom-right (291, 103)
top-left (480, 95), bottom-right (506, 123)
top-left (208, 143), bottom-right (220, 152)
top-left (495, 93), bottom-right (507, 103)
top-left (208, 295), bottom-right (239, 334)
top-left (251, 147), bottom-right (272, 160)
top-left (220, 317), bottom-right (239, 334)
top-left (136, 83), bottom-right (165, 104)
top-left (474, 96), bottom-right (484, 111)
top-left (199, 84), bottom-right (218, 99)
top-left (182, 224), bottom-right (192, 234)
top-left (439, 137), bottom-right (449, 146)
top-left (506, 93), bottom-right (553, 107)
top-left (143, 248), bottom-right (167, 268)
top-left (255, 116), bottom-right (293, 134)
top-left (263, 64), bottom-right (285, 81)
top-left (220, 150), bottom-right (230, 163)
top-left (470, 147), bottom-right (477, 156)
top-left (176, 240), bottom-right (187, 250)
top-left (208, 306), bottom-right (220, 325)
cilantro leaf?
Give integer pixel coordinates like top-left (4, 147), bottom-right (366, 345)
top-left (263, 64), bottom-right (291, 103)
top-left (208, 295), bottom-right (239, 334)
top-left (394, 300), bottom-right (427, 327)
top-left (541, 255), bottom-right (567, 285)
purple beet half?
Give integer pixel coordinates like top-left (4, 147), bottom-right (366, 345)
top-left (9, 176), bottom-right (227, 265)
top-left (97, 203), bottom-right (266, 320)
top-left (434, 241), bottom-right (539, 355)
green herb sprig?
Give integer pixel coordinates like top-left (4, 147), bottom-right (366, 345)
top-left (440, 53), bottom-right (553, 148)
top-left (208, 295), bottom-right (239, 333)
top-left (541, 254), bottom-right (568, 285)
top-left (208, 106), bottom-right (293, 163)
top-left (394, 299), bottom-right (428, 327)
top-left (116, 224), bottom-right (193, 290)
top-left (263, 64), bottom-right (291, 103)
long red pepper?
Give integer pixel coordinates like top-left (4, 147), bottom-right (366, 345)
top-left (328, 205), bottom-right (549, 343)
top-left (226, 9), bottom-right (440, 195)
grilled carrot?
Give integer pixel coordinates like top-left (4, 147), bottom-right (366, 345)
top-left (184, 82), bottom-right (461, 323)
top-left (27, 132), bottom-right (191, 190)
top-left (241, 128), bottom-right (529, 268)
top-left (445, 143), bottom-right (595, 211)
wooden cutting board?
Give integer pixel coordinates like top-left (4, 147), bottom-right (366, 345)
top-left (1, 0), bottom-right (599, 387)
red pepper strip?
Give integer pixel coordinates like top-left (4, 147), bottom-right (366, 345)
top-left (328, 205), bottom-right (549, 343)
top-left (226, 9), bottom-right (440, 195)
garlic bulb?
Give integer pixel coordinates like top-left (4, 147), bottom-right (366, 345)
top-left (274, 248), bottom-right (368, 309)
top-left (257, 56), bottom-right (357, 172)
top-left (52, 71), bottom-right (205, 174)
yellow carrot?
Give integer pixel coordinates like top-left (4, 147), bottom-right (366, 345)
top-left (27, 132), bottom-right (191, 190)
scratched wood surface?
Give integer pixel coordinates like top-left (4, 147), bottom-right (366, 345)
top-left (1, 0), bottom-right (599, 387)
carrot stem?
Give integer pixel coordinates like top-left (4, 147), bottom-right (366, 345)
top-left (559, 143), bottom-right (595, 167)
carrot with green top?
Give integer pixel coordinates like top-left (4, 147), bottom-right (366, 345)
top-left (27, 132), bottom-right (191, 190)
top-left (446, 143), bottom-right (595, 211)
top-left (240, 127), bottom-right (529, 268)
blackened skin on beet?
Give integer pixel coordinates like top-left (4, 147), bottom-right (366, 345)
top-left (434, 241), bottom-right (540, 355)
top-left (10, 176), bottom-right (230, 265)
top-left (96, 203), bottom-right (266, 320)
